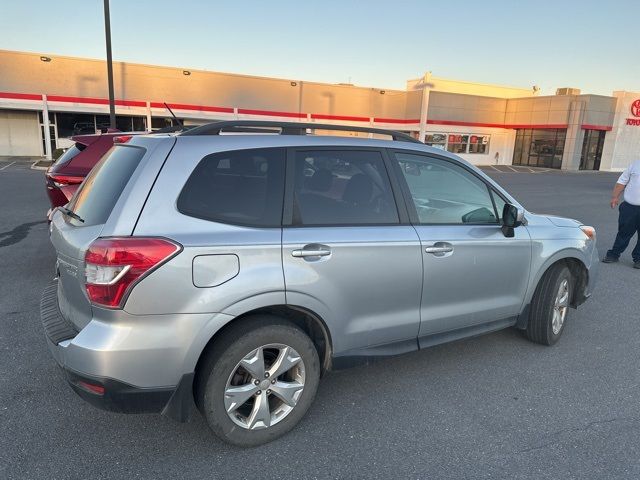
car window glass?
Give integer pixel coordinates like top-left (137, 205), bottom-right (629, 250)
top-left (177, 148), bottom-right (285, 227)
top-left (294, 150), bottom-right (398, 225)
top-left (68, 145), bottom-right (145, 226)
top-left (395, 152), bottom-right (498, 225)
top-left (52, 143), bottom-right (85, 168)
top-left (491, 190), bottom-right (507, 222)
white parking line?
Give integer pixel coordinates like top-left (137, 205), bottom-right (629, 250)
top-left (0, 161), bottom-right (16, 171)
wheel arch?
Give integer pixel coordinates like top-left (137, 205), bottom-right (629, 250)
top-left (516, 251), bottom-right (589, 329)
top-left (193, 304), bottom-right (333, 386)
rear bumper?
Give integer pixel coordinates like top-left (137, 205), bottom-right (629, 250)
top-left (40, 280), bottom-right (197, 421)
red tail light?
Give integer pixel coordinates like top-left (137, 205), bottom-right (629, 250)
top-left (84, 237), bottom-right (181, 309)
top-left (113, 135), bottom-right (133, 144)
top-left (48, 174), bottom-right (84, 187)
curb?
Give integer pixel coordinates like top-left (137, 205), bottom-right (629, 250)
top-left (31, 161), bottom-right (51, 171)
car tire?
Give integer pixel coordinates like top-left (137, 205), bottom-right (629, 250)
top-left (196, 315), bottom-right (320, 447)
top-left (525, 264), bottom-right (573, 346)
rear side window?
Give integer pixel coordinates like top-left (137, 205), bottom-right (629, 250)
top-left (52, 143), bottom-right (86, 169)
top-left (67, 145), bottom-right (145, 226)
top-left (293, 150), bottom-right (399, 225)
top-left (177, 148), bottom-right (285, 227)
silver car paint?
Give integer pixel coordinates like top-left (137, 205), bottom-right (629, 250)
top-left (47, 134), bottom-right (598, 391)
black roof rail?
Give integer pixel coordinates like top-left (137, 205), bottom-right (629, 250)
top-left (179, 120), bottom-right (422, 144)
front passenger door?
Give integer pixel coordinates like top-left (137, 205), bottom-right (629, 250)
top-left (391, 151), bottom-right (531, 340)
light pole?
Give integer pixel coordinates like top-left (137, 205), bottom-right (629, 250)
top-left (103, 0), bottom-right (116, 129)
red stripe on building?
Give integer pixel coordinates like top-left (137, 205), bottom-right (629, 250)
top-left (374, 117), bottom-right (420, 124)
top-left (150, 101), bottom-right (233, 113)
top-left (0, 91), bottom-right (42, 101)
top-left (504, 123), bottom-right (568, 130)
top-left (238, 108), bottom-right (307, 118)
top-left (310, 113), bottom-right (370, 122)
top-left (427, 119), bottom-right (507, 129)
top-left (581, 124), bottom-right (613, 131)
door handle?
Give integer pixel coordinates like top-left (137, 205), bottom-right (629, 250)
top-left (425, 242), bottom-right (454, 256)
top-left (292, 248), bottom-right (331, 258)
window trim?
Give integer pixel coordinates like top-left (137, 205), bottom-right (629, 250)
top-left (282, 146), bottom-right (408, 228)
top-left (388, 149), bottom-right (510, 227)
top-left (176, 147), bottom-right (287, 228)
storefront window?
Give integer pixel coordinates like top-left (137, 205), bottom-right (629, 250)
top-left (424, 133), bottom-right (490, 154)
top-left (151, 117), bottom-right (183, 130)
top-left (468, 135), bottom-right (490, 154)
top-left (424, 133), bottom-right (447, 150)
top-left (55, 112), bottom-right (96, 138)
top-left (446, 134), bottom-right (469, 154)
top-left (512, 129), bottom-right (566, 169)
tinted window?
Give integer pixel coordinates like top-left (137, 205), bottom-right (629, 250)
top-left (395, 152), bottom-right (498, 225)
top-left (52, 143), bottom-right (86, 169)
top-left (293, 150), bottom-right (398, 225)
top-left (67, 145), bottom-right (145, 226)
top-left (178, 148), bottom-right (285, 227)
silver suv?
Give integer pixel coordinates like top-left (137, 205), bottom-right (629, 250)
top-left (43, 121), bottom-right (598, 447)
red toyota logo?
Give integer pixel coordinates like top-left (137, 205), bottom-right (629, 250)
top-left (631, 99), bottom-right (640, 117)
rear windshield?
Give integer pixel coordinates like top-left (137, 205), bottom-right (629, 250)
top-left (67, 145), bottom-right (145, 226)
top-left (52, 143), bottom-right (86, 169)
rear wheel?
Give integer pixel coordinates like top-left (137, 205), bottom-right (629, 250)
top-left (196, 315), bottom-right (320, 447)
top-left (526, 264), bottom-right (573, 345)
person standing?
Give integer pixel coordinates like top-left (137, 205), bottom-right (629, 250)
top-left (603, 159), bottom-right (640, 268)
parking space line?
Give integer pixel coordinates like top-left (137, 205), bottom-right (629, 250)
top-left (0, 161), bottom-right (16, 171)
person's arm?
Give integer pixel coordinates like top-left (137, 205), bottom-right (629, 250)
top-left (611, 168), bottom-right (631, 208)
top-left (611, 183), bottom-right (625, 208)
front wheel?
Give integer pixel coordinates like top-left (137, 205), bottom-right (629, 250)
top-left (196, 316), bottom-right (320, 447)
top-left (526, 264), bottom-right (573, 345)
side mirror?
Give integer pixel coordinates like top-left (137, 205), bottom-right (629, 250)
top-left (501, 203), bottom-right (524, 237)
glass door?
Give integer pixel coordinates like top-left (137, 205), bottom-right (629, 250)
top-left (579, 130), bottom-right (605, 170)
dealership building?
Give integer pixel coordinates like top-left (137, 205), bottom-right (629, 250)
top-left (0, 49), bottom-right (638, 171)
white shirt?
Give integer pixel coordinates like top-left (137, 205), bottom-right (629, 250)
top-left (618, 160), bottom-right (640, 206)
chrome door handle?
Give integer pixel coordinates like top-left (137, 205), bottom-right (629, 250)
top-left (424, 243), bottom-right (454, 256)
top-left (424, 246), bottom-right (453, 254)
top-left (292, 249), bottom-right (331, 258)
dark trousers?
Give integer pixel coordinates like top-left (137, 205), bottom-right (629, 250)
top-left (607, 202), bottom-right (640, 262)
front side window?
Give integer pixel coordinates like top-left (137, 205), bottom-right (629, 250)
top-left (177, 148), bottom-right (285, 227)
top-left (293, 150), bottom-right (398, 225)
top-left (395, 152), bottom-right (499, 225)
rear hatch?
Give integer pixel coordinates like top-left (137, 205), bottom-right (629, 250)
top-left (50, 143), bottom-right (148, 330)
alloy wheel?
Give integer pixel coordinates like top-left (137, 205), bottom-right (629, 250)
top-left (224, 344), bottom-right (306, 430)
top-left (552, 279), bottom-right (570, 335)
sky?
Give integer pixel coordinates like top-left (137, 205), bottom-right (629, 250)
top-left (0, 0), bottom-right (638, 96)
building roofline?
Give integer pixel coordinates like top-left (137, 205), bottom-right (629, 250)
top-left (0, 49), bottom-right (406, 94)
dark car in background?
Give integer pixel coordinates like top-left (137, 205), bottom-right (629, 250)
top-left (45, 132), bottom-right (139, 214)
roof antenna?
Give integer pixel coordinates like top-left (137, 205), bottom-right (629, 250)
top-left (164, 102), bottom-right (183, 127)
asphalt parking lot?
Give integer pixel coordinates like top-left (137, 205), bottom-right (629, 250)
top-left (1, 160), bottom-right (639, 479)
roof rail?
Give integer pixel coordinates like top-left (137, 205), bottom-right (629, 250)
top-left (179, 120), bottom-right (421, 144)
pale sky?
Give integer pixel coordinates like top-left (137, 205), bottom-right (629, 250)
top-left (1, 0), bottom-right (638, 95)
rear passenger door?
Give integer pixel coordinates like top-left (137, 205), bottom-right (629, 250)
top-left (282, 148), bottom-right (422, 358)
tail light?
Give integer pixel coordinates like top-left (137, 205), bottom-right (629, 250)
top-left (48, 174), bottom-right (84, 188)
top-left (113, 135), bottom-right (133, 144)
top-left (84, 237), bottom-right (181, 308)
